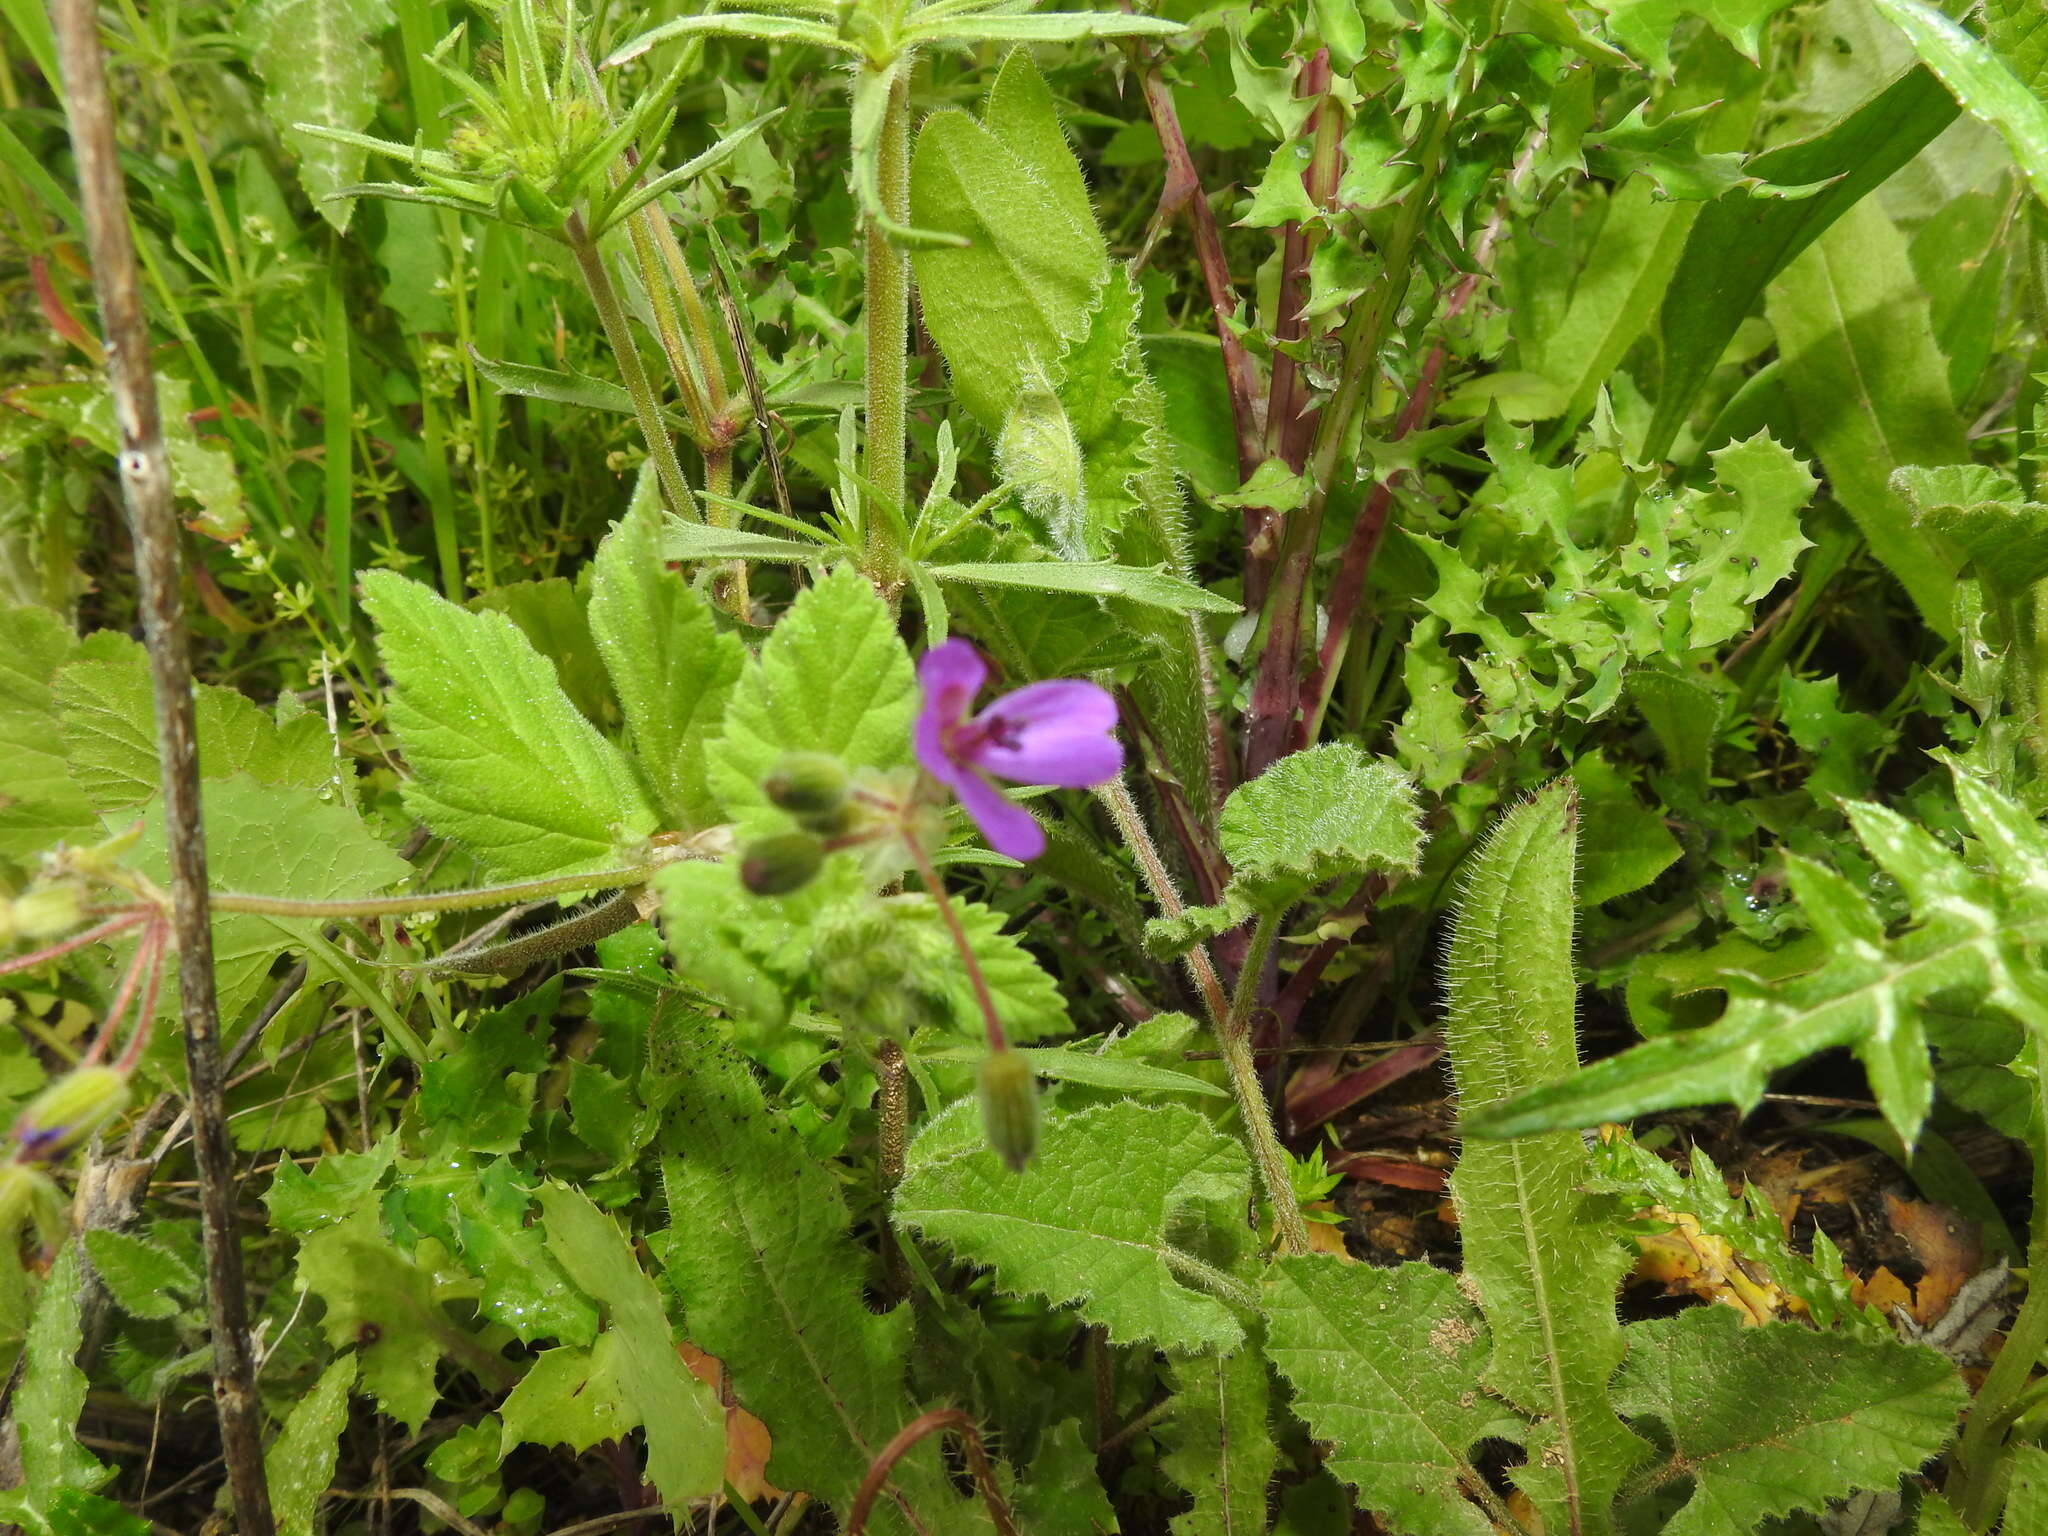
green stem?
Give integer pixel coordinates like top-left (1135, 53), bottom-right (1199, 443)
top-left (565, 212), bottom-right (701, 522)
top-left (1094, 779), bottom-right (1309, 1256)
top-left (860, 63), bottom-right (911, 591)
top-left (1221, 911), bottom-right (1311, 1257)
top-left (1952, 1030), bottom-right (2048, 1529)
top-left (211, 863), bottom-right (658, 919)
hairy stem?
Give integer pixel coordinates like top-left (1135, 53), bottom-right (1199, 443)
top-left (904, 834), bottom-right (1007, 1052)
top-left (50, 3), bottom-right (276, 1526)
top-left (566, 212), bottom-right (701, 522)
top-left (209, 863), bottom-right (660, 919)
top-left (861, 63), bottom-right (912, 592)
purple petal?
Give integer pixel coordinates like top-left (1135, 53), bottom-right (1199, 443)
top-left (985, 679), bottom-right (1120, 734)
top-left (915, 640), bottom-right (988, 781)
top-left (954, 771), bottom-right (1046, 861)
top-left (976, 724), bottom-right (1124, 788)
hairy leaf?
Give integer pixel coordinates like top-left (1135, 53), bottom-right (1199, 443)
top-left (9, 1245), bottom-right (109, 1524)
top-left (657, 1014), bottom-right (985, 1536)
top-left (895, 1098), bottom-right (1254, 1353)
top-left (265, 1357), bottom-right (355, 1536)
top-left (1446, 783), bottom-right (1645, 1534)
top-left (362, 570), bottom-right (656, 878)
top-left (82, 1230), bottom-right (198, 1322)
top-left (539, 1184), bottom-right (725, 1502)
top-left (1263, 1257), bottom-right (1523, 1536)
top-left (589, 500), bottom-right (745, 830)
top-left (1612, 1307), bottom-right (1965, 1534)
top-left (1893, 463), bottom-right (2048, 590)
top-left (1161, 1334), bottom-right (1278, 1536)
top-left (248, 0), bottom-right (394, 230)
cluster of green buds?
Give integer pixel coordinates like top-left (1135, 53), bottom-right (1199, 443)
top-left (0, 880), bottom-right (83, 947)
top-left (11, 1065), bottom-right (130, 1165)
top-left (739, 753), bottom-right (935, 897)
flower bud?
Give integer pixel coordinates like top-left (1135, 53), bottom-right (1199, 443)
top-left (740, 832), bottom-right (824, 897)
top-left (11, 883), bottom-right (82, 940)
top-left (976, 1051), bottom-right (1038, 1174)
top-left (507, 174), bottom-right (566, 229)
top-left (13, 1066), bottom-right (130, 1163)
top-left (764, 753), bottom-right (852, 824)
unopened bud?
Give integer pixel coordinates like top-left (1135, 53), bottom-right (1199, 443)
top-left (976, 1051), bottom-right (1038, 1174)
top-left (14, 1066), bottom-right (130, 1163)
top-left (11, 884), bottom-right (82, 940)
top-left (508, 175), bottom-right (565, 229)
top-left (740, 832), bottom-right (823, 897)
top-left (764, 753), bottom-right (852, 824)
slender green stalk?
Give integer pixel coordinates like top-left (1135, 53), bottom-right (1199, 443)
top-left (565, 212), bottom-right (701, 522)
top-left (860, 63), bottom-right (912, 591)
top-left (1094, 778), bottom-right (1310, 1256)
top-left (1952, 1030), bottom-right (2048, 1529)
top-left (210, 862), bottom-right (659, 919)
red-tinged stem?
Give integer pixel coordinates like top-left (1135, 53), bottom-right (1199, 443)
top-left (903, 833), bottom-right (1008, 1054)
top-left (845, 1409), bottom-right (1017, 1536)
top-left (79, 921), bottom-right (153, 1069)
top-left (115, 924), bottom-right (166, 1075)
top-left (1263, 50), bottom-right (1340, 476)
top-left (1135, 65), bottom-right (1262, 482)
top-left (1, 911), bottom-right (149, 977)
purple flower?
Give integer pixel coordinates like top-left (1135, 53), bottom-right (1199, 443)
top-left (914, 640), bottom-right (1123, 861)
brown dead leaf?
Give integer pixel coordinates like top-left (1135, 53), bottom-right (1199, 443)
top-left (679, 1342), bottom-right (780, 1500)
top-left (1302, 1204), bottom-right (1358, 1262)
top-left (1883, 1195), bottom-right (1983, 1327)
top-left (1851, 1266), bottom-right (1914, 1320)
top-left (1629, 1208), bottom-right (1788, 1325)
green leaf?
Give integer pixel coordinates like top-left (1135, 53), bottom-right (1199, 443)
top-left (910, 61), bottom-right (1108, 433)
top-left (0, 604), bottom-right (97, 859)
top-left (1014, 1419), bottom-right (1120, 1536)
top-left (423, 1152), bottom-right (597, 1347)
top-left (1647, 65), bottom-right (1958, 459)
top-left (295, 1205), bottom-right (466, 1433)
top-left (1572, 752), bottom-right (1681, 905)
top-left (912, 1040), bottom-right (1227, 1099)
top-left (1987, 0), bottom-right (2048, 95)
top-left (8, 380), bottom-right (249, 540)
top-left (1161, 1334), bottom-right (1278, 1536)
top-left (1445, 783), bottom-right (1645, 1535)
top-left (2005, 1447), bottom-right (2048, 1534)
top-left (894, 1098), bottom-right (1254, 1354)
top-left (929, 560), bottom-right (1237, 614)
top-left (361, 569), bottom-right (656, 878)
top-left (1893, 464), bottom-right (2048, 589)
top-left (15, 1245), bottom-right (110, 1519)
top-left (1874, 0), bottom-right (2048, 206)
top-left (1765, 195), bottom-right (1965, 633)
top-left (248, 0), bottom-right (395, 232)
top-left (469, 352), bottom-right (635, 415)
top-left (656, 1014), bottom-right (983, 1536)
top-left (470, 577), bottom-right (613, 729)
top-left (1600, 0), bottom-right (1798, 73)
top-left (81, 1230), bottom-right (199, 1321)
top-left (890, 894), bottom-right (1070, 1043)
top-left (265, 1357), bottom-right (355, 1536)
top-left (707, 565), bottom-right (917, 830)
top-left (1611, 1307), bottom-right (1965, 1534)
top-left (663, 519), bottom-right (830, 564)
top-left (538, 1184), bottom-right (726, 1503)
top-left (1214, 744), bottom-right (1424, 919)
top-left (590, 502), bottom-right (745, 830)
top-left (1263, 1257), bottom-right (1524, 1536)
top-left (499, 1339), bottom-right (635, 1458)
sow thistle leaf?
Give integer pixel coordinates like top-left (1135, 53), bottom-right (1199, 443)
top-left (538, 1185), bottom-right (725, 1503)
top-left (1161, 1326), bottom-right (1278, 1536)
top-left (1446, 782), bottom-right (1646, 1535)
top-left (7, 1245), bottom-right (110, 1524)
top-left (265, 1357), bottom-right (354, 1536)
top-left (657, 1014), bottom-right (984, 1536)
top-left (1468, 773), bottom-right (2045, 1144)
top-left (1263, 1257), bottom-right (1522, 1536)
top-left (708, 565), bottom-right (917, 831)
top-left (362, 570), bottom-right (656, 878)
top-left (589, 501), bottom-right (745, 831)
top-left (1612, 1307), bottom-right (1965, 1535)
top-left (894, 1098), bottom-right (1254, 1354)
top-left (1873, 0), bottom-right (2048, 207)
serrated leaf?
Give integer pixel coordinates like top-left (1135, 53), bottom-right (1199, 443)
top-left (1612, 1307), bottom-right (1965, 1534)
top-left (248, 0), bottom-right (394, 231)
top-left (895, 1098), bottom-right (1254, 1354)
top-left (538, 1184), bottom-right (725, 1502)
top-left (295, 1206), bottom-right (466, 1432)
top-left (417, 983), bottom-right (552, 1155)
top-left (1892, 463), bottom-right (2048, 590)
top-left (362, 569), bottom-right (656, 878)
top-left (707, 565), bottom-right (916, 831)
top-left (81, 1230), bottom-right (199, 1321)
top-left (1014, 1419), bottom-right (1119, 1536)
top-left (1215, 744), bottom-right (1423, 918)
top-left (499, 1339), bottom-right (635, 1458)
top-left (892, 894), bottom-right (1069, 1043)
top-left (1263, 1257), bottom-right (1523, 1536)
top-left (1161, 1332), bottom-right (1278, 1536)
top-left (929, 559), bottom-right (1236, 614)
top-left (590, 500), bottom-right (745, 831)
top-left (655, 1014), bottom-right (985, 1536)
top-left (417, 1152), bottom-right (597, 1347)
top-left (1446, 783), bottom-right (1645, 1534)
top-left (14, 1245), bottom-right (110, 1520)
top-left (265, 1356), bottom-right (354, 1536)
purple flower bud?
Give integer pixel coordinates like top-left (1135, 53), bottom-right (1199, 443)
top-left (739, 832), bottom-right (824, 896)
top-left (13, 1066), bottom-right (130, 1164)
